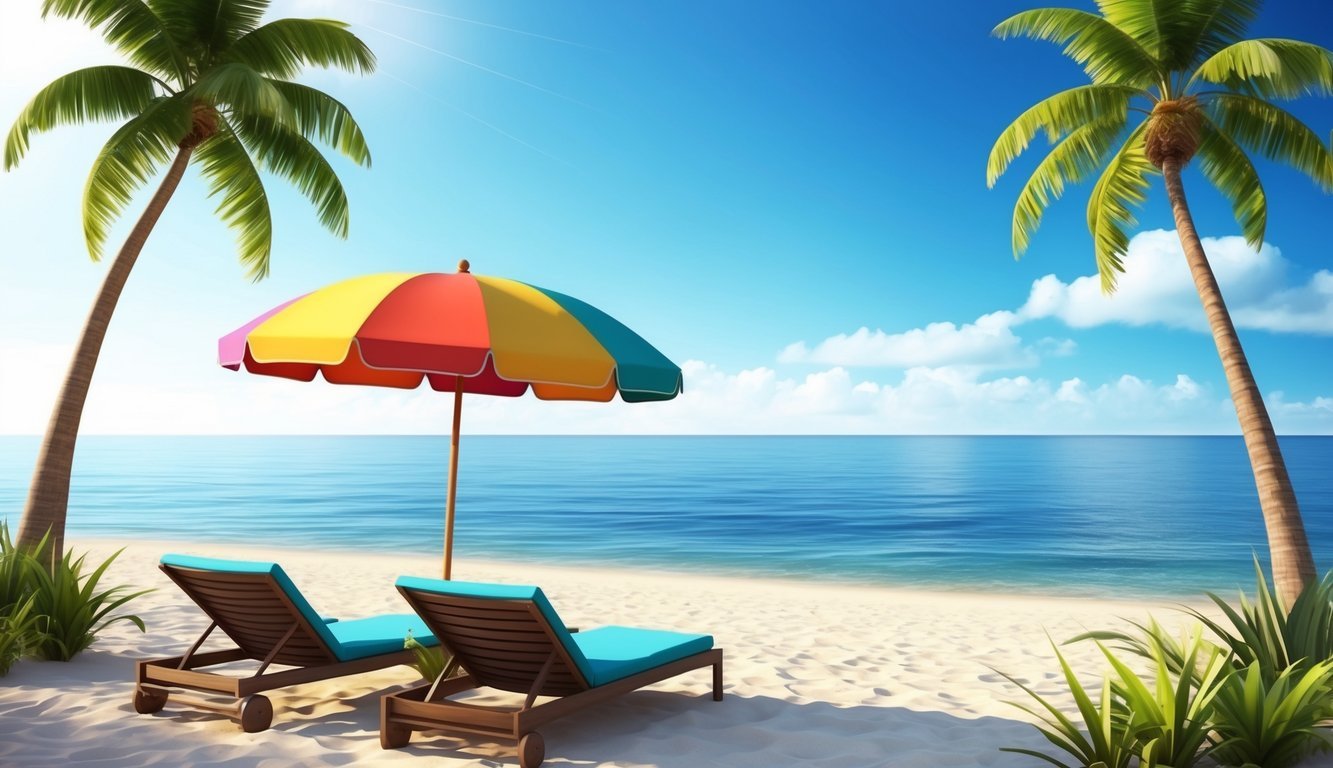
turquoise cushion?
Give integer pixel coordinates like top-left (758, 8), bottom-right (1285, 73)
top-left (327, 613), bottom-right (438, 660)
top-left (395, 576), bottom-right (596, 685)
top-left (572, 626), bottom-right (714, 686)
top-left (161, 554), bottom-right (435, 662)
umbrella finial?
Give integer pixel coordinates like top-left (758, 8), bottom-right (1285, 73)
top-left (458, 259), bottom-right (471, 273)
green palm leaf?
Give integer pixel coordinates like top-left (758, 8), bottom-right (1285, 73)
top-left (1176, 0), bottom-right (1262, 66)
top-left (987, 84), bottom-right (1139, 187)
top-left (190, 61), bottom-right (294, 127)
top-left (81, 95), bottom-right (192, 259)
top-left (41, 0), bottom-right (186, 83)
top-left (155, 0), bottom-right (269, 60)
top-left (230, 114), bottom-right (349, 238)
top-left (4, 66), bottom-right (163, 170)
top-left (268, 80), bottom-right (370, 166)
top-left (229, 18), bottom-right (375, 79)
top-left (1012, 117), bottom-right (1128, 256)
top-left (193, 127), bottom-right (273, 280)
top-left (1086, 122), bottom-right (1155, 292)
top-left (1206, 93), bottom-right (1333, 190)
top-left (1195, 39), bottom-right (1333, 100)
top-left (993, 7), bottom-right (1159, 87)
top-left (1196, 117), bottom-right (1266, 247)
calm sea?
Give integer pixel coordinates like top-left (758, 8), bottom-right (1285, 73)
top-left (1, 436), bottom-right (1330, 598)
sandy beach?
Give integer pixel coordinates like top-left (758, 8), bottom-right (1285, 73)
top-left (0, 538), bottom-right (1309, 768)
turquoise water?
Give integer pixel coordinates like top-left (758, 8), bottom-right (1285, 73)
top-left (1, 436), bottom-right (1330, 598)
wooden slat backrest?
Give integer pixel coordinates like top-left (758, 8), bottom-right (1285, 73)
top-left (399, 588), bottom-right (590, 696)
top-left (161, 565), bottom-right (337, 667)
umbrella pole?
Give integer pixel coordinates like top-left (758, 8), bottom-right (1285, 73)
top-left (444, 376), bottom-right (463, 579)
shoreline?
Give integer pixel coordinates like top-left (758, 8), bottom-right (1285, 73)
top-left (68, 534), bottom-right (1224, 605)
top-left (2, 537), bottom-right (1261, 768)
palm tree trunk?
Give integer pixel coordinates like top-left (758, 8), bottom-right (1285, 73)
top-left (1160, 158), bottom-right (1317, 604)
top-left (16, 146), bottom-right (194, 558)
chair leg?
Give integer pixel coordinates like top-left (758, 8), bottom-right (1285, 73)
top-left (712, 658), bottom-right (724, 701)
top-left (132, 686), bottom-right (169, 714)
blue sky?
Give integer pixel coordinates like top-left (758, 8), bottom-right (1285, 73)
top-left (0, 0), bottom-right (1331, 434)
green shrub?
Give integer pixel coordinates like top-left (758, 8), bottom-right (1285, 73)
top-left (405, 631), bottom-right (452, 682)
top-left (0, 523), bottom-right (43, 614)
top-left (1101, 627), bottom-right (1228, 768)
top-left (1190, 560), bottom-right (1333, 685)
top-left (1208, 658), bottom-right (1333, 768)
top-left (998, 639), bottom-right (1135, 768)
top-left (0, 595), bottom-right (43, 676)
top-left (24, 547), bottom-right (148, 661)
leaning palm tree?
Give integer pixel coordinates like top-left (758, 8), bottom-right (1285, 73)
top-left (5, 0), bottom-right (375, 557)
top-left (988, 0), bottom-right (1333, 602)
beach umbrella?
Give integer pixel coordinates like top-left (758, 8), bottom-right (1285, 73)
top-left (217, 261), bottom-right (681, 578)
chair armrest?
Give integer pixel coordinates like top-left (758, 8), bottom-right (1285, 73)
top-left (321, 617), bottom-right (340, 624)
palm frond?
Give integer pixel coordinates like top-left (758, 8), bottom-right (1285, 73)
top-left (1012, 117), bottom-right (1129, 256)
top-left (267, 80), bottom-right (370, 166)
top-left (1095, 0), bottom-right (1212, 72)
top-left (988, 84), bottom-right (1138, 187)
top-left (82, 95), bottom-right (192, 259)
top-left (229, 18), bottom-right (375, 79)
top-left (1196, 117), bottom-right (1266, 248)
top-left (41, 0), bottom-right (186, 83)
top-left (193, 125), bottom-right (272, 280)
top-left (153, 0), bottom-right (269, 62)
top-left (190, 62), bottom-right (294, 127)
top-left (230, 114), bottom-right (349, 238)
top-left (1176, 0), bottom-right (1262, 66)
top-left (5, 66), bottom-right (163, 170)
top-left (1195, 39), bottom-right (1333, 100)
top-left (1086, 121), bottom-right (1156, 292)
top-left (993, 8), bottom-right (1159, 87)
top-left (1207, 93), bottom-right (1333, 191)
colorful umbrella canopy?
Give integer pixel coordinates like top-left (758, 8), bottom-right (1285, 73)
top-left (218, 261), bottom-right (681, 577)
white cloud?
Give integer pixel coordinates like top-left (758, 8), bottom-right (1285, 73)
top-left (1019, 229), bottom-right (1333, 334)
top-left (779, 311), bottom-right (1044, 369)
top-left (4, 343), bottom-right (1329, 435)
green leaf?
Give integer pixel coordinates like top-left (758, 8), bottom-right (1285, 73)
top-left (1206, 93), bottom-right (1333, 191)
top-left (40, 0), bottom-right (187, 83)
top-left (266, 80), bottom-right (370, 166)
top-left (81, 95), bottom-right (192, 259)
top-left (1086, 122), bottom-right (1156, 292)
top-left (230, 114), bottom-right (349, 238)
top-left (1195, 117), bottom-right (1266, 248)
top-left (4, 66), bottom-right (163, 170)
top-left (987, 84), bottom-right (1139, 187)
top-left (1011, 117), bottom-right (1128, 256)
top-left (1195, 39), bottom-right (1333, 100)
top-left (193, 127), bottom-right (273, 280)
top-left (229, 18), bottom-right (375, 79)
top-left (190, 62), bottom-right (294, 128)
top-left (154, 0), bottom-right (270, 63)
top-left (993, 8), bottom-right (1159, 87)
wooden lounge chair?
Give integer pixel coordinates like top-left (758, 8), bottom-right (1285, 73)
top-left (134, 554), bottom-right (438, 732)
top-left (381, 577), bottom-right (724, 768)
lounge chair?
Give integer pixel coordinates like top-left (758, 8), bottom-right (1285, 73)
top-left (133, 554), bottom-right (438, 732)
top-left (381, 577), bottom-right (723, 768)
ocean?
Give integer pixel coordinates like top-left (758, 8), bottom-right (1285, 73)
top-left (1, 436), bottom-right (1329, 598)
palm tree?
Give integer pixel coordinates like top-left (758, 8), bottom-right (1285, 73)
top-left (988, 0), bottom-right (1332, 602)
top-left (5, 0), bottom-right (375, 557)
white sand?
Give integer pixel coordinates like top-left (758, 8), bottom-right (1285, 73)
top-left (0, 539), bottom-right (1301, 768)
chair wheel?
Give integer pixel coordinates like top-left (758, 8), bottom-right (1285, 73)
top-left (381, 722), bottom-right (412, 749)
top-left (133, 688), bottom-right (168, 714)
top-left (239, 694), bottom-right (273, 733)
top-left (518, 731), bottom-right (545, 768)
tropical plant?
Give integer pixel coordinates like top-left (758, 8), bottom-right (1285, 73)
top-left (1100, 628), bottom-right (1229, 768)
top-left (1208, 658), bottom-right (1333, 768)
top-left (24, 546), bottom-right (149, 661)
top-left (0, 523), bottom-right (44, 614)
top-left (998, 640), bottom-right (1136, 768)
top-left (989, 0), bottom-right (1333, 603)
top-left (404, 631), bottom-right (451, 682)
top-left (4, 0), bottom-right (376, 557)
top-left (1191, 560), bottom-right (1333, 685)
top-left (0, 596), bottom-right (45, 677)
